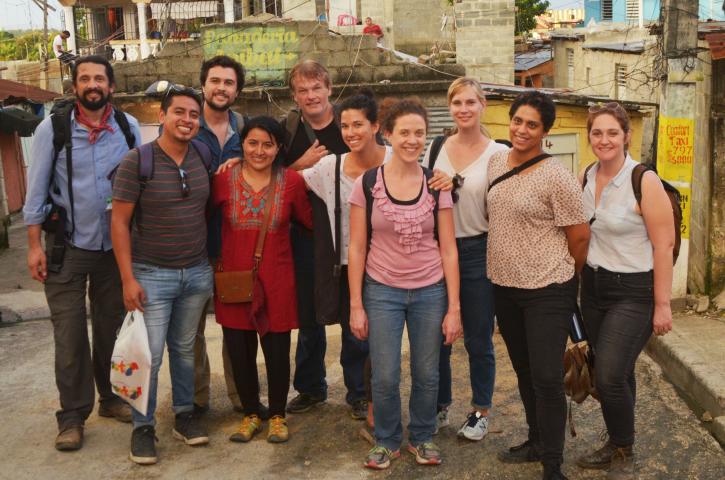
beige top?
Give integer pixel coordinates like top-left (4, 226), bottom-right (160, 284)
top-left (486, 150), bottom-right (587, 289)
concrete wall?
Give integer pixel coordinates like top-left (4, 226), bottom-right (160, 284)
top-left (552, 27), bottom-right (659, 104)
top-left (456, 0), bottom-right (515, 84)
top-left (711, 60), bottom-right (725, 295)
top-left (392, 0), bottom-right (449, 55)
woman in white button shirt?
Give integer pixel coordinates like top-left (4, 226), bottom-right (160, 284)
top-left (422, 77), bottom-right (508, 441)
top-left (577, 102), bottom-right (674, 480)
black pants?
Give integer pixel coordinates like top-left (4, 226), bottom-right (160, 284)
top-left (44, 240), bottom-right (126, 430)
top-left (494, 277), bottom-right (577, 467)
top-left (222, 328), bottom-right (291, 418)
top-left (580, 265), bottom-right (653, 448)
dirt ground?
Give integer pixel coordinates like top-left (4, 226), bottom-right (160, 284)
top-left (0, 318), bottom-right (723, 480)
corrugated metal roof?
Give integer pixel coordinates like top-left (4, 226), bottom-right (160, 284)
top-left (0, 79), bottom-right (58, 105)
top-left (515, 48), bottom-right (553, 71)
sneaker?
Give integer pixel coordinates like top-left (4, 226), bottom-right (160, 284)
top-left (457, 411), bottom-right (489, 441)
top-left (498, 439), bottom-right (542, 464)
top-left (407, 442), bottom-right (442, 465)
top-left (55, 425), bottom-right (83, 451)
top-left (286, 393), bottom-right (326, 413)
top-left (129, 425), bottom-right (157, 465)
top-left (267, 415), bottom-right (289, 443)
top-left (229, 415), bottom-right (262, 443)
top-left (364, 445), bottom-right (400, 470)
top-left (350, 399), bottom-right (368, 421)
top-left (172, 412), bottom-right (209, 446)
top-left (433, 407), bottom-right (449, 435)
top-left (98, 402), bottom-right (132, 423)
top-left (576, 442), bottom-right (620, 470)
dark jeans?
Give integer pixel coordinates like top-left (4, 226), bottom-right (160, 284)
top-left (580, 265), bottom-right (653, 448)
top-left (223, 327), bottom-right (291, 418)
top-left (292, 230), bottom-right (368, 404)
top-left (494, 277), bottom-right (577, 467)
top-left (438, 234), bottom-right (496, 410)
top-left (44, 241), bottom-right (126, 430)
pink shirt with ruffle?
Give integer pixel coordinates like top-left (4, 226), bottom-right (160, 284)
top-left (349, 167), bottom-right (453, 289)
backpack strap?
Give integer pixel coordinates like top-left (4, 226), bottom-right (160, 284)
top-left (581, 162), bottom-right (597, 191)
top-left (50, 107), bottom-right (76, 237)
top-left (631, 163), bottom-right (648, 205)
top-left (427, 135), bottom-right (446, 170)
top-left (113, 109), bottom-right (136, 150)
top-left (333, 154), bottom-right (342, 277)
top-left (190, 138), bottom-right (213, 175)
top-left (488, 153), bottom-right (551, 193)
top-left (231, 111), bottom-right (248, 135)
top-left (136, 143), bottom-right (155, 193)
top-left (283, 109), bottom-right (301, 150)
top-left (362, 167), bottom-right (378, 250)
top-left (422, 167), bottom-right (441, 241)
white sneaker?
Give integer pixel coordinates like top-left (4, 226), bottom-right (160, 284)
top-left (433, 408), bottom-right (449, 435)
top-left (457, 411), bottom-right (489, 441)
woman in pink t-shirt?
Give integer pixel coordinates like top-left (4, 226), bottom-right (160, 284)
top-left (347, 98), bottom-right (462, 470)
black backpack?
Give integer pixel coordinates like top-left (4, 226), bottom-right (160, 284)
top-left (361, 165), bottom-right (441, 248)
top-left (582, 162), bottom-right (683, 264)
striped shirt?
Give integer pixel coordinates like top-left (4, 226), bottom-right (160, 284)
top-left (112, 141), bottom-right (209, 268)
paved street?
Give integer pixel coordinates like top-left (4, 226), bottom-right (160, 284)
top-left (1, 316), bottom-right (723, 480)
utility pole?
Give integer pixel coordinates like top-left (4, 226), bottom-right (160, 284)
top-left (656, 0), bottom-right (700, 298)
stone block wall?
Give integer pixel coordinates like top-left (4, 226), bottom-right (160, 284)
top-left (113, 20), bottom-right (464, 93)
top-left (455, 0), bottom-right (515, 84)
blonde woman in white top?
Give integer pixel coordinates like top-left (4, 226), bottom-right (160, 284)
top-left (423, 78), bottom-right (508, 441)
top-left (577, 102), bottom-right (673, 480)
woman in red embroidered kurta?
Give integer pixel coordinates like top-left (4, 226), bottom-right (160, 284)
top-left (212, 116), bottom-right (311, 444)
top-left (213, 165), bottom-right (311, 331)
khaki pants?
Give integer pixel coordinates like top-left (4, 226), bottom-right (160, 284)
top-left (194, 298), bottom-right (241, 409)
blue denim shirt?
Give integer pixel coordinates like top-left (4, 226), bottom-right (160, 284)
top-left (194, 110), bottom-right (243, 258)
top-left (23, 110), bottom-right (142, 251)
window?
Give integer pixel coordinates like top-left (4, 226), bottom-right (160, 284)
top-left (602, 0), bottom-right (613, 21)
top-left (626, 0), bottom-right (640, 22)
top-left (567, 48), bottom-right (574, 89)
top-left (615, 64), bottom-right (628, 100)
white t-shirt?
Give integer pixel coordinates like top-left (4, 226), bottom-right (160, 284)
top-left (424, 139), bottom-right (509, 238)
top-left (53, 35), bottom-right (65, 58)
top-left (303, 146), bottom-right (392, 265)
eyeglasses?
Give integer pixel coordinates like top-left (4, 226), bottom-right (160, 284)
top-left (179, 168), bottom-right (190, 198)
top-left (588, 102), bottom-right (622, 113)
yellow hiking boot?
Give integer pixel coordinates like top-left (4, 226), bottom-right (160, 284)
top-left (229, 415), bottom-right (262, 443)
top-left (267, 415), bottom-right (289, 443)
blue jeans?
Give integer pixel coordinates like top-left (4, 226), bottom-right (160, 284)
top-left (364, 275), bottom-right (446, 450)
top-left (130, 261), bottom-right (213, 428)
top-left (438, 234), bottom-right (495, 411)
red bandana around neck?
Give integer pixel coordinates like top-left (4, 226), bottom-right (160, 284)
top-left (75, 102), bottom-right (114, 144)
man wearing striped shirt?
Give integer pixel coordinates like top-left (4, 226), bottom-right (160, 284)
top-left (111, 87), bottom-right (213, 465)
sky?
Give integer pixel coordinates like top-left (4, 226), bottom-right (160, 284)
top-left (1, 0), bottom-right (63, 31)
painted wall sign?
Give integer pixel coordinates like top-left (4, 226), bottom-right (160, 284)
top-left (657, 116), bottom-right (694, 238)
top-left (201, 25), bottom-right (301, 83)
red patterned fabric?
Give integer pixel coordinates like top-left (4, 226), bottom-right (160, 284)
top-left (212, 165), bottom-right (312, 332)
top-left (75, 102), bottom-right (114, 144)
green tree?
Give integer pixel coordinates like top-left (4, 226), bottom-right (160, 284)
top-left (515, 0), bottom-right (550, 35)
top-left (0, 31), bottom-right (17, 61)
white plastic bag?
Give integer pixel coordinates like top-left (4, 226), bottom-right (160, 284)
top-left (110, 310), bottom-right (152, 416)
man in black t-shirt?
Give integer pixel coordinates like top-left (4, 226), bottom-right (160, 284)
top-left (281, 61), bottom-right (369, 421)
